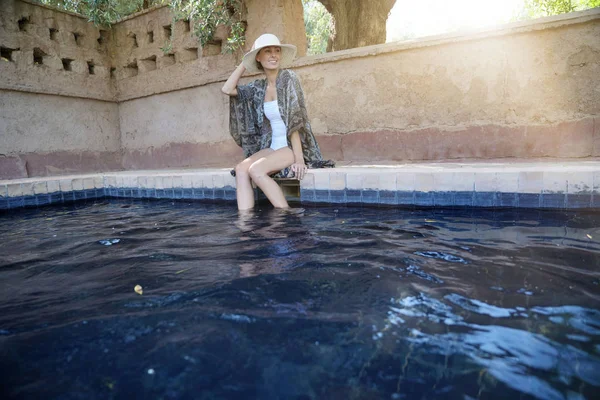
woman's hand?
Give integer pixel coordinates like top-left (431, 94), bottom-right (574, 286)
top-left (289, 132), bottom-right (306, 180)
top-left (291, 162), bottom-right (308, 180)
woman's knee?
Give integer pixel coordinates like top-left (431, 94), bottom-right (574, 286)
top-left (248, 163), bottom-right (266, 180)
top-left (235, 161), bottom-right (251, 177)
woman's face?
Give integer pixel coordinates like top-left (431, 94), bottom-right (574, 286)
top-left (256, 46), bottom-right (281, 71)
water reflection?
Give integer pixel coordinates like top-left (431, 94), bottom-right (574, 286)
top-left (235, 208), bottom-right (308, 278)
top-left (385, 293), bottom-right (600, 399)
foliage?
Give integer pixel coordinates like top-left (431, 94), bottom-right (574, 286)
top-left (164, 0), bottom-right (245, 53)
top-left (36, 0), bottom-right (245, 53)
top-left (522, 0), bottom-right (600, 18)
top-left (302, 0), bottom-right (333, 55)
top-left (36, 0), bottom-right (151, 26)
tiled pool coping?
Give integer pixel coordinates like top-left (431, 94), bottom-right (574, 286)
top-left (1, 162), bottom-right (599, 210)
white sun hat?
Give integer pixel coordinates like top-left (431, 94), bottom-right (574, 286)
top-left (242, 33), bottom-right (297, 74)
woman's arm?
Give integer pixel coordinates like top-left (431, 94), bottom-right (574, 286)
top-left (221, 63), bottom-right (246, 96)
top-left (290, 131), bottom-right (307, 180)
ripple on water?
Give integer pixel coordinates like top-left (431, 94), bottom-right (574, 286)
top-left (414, 250), bottom-right (468, 264)
top-left (384, 293), bottom-right (600, 400)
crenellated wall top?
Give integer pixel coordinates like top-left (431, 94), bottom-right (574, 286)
top-left (0, 0), bottom-right (237, 101)
top-left (0, 1), bottom-right (598, 103)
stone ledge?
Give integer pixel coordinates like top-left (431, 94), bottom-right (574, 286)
top-left (1, 162), bottom-right (599, 210)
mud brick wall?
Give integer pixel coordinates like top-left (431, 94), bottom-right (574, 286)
top-left (0, 0), bottom-right (119, 178)
top-left (0, 0), bottom-right (598, 179)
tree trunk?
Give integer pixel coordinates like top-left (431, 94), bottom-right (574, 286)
top-left (318, 0), bottom-right (396, 51)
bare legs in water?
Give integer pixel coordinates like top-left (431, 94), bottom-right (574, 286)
top-left (234, 147), bottom-right (295, 210)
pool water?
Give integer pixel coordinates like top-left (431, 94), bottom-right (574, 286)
top-left (0, 199), bottom-right (599, 399)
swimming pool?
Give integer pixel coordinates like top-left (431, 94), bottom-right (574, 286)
top-left (1, 199), bottom-right (599, 399)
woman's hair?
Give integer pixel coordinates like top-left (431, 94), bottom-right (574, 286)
top-left (255, 48), bottom-right (265, 71)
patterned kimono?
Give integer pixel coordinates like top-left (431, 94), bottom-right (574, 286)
top-left (229, 69), bottom-right (334, 178)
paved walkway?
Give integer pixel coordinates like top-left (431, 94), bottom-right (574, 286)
top-left (1, 160), bottom-right (599, 209)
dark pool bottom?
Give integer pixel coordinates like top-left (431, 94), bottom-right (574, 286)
top-left (0, 199), bottom-right (599, 399)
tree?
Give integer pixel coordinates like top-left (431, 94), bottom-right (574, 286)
top-left (522, 0), bottom-right (600, 18)
top-left (302, 0), bottom-right (332, 54)
top-left (316, 0), bottom-right (396, 51)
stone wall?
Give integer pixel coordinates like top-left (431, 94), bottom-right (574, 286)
top-left (120, 8), bottom-right (599, 170)
top-left (110, 5), bottom-right (238, 101)
top-left (296, 11), bottom-right (600, 162)
top-left (0, 0), bottom-right (241, 178)
top-left (1, 0), bottom-right (598, 179)
top-left (118, 82), bottom-right (237, 170)
top-left (0, 90), bottom-right (121, 178)
top-left (0, 0), bottom-right (120, 178)
top-left (0, 0), bottom-right (114, 100)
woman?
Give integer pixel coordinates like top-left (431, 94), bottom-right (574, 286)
top-left (222, 33), bottom-right (333, 210)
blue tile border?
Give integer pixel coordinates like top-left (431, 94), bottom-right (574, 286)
top-left (36, 194), bottom-right (51, 206)
top-left (74, 190), bottom-right (86, 201)
top-left (397, 191), bottom-right (415, 205)
top-left (49, 192), bottom-right (63, 204)
top-left (314, 190), bottom-right (330, 203)
top-left (473, 191), bottom-right (499, 208)
top-left (518, 193), bottom-right (541, 209)
top-left (434, 191), bottom-right (453, 207)
top-left (214, 188), bottom-right (225, 200)
top-left (567, 193), bottom-right (592, 208)
top-left (300, 188), bottom-right (315, 202)
top-left (379, 190), bottom-right (397, 205)
top-left (414, 192), bottom-right (434, 207)
top-left (182, 188), bottom-right (194, 199)
top-left (224, 189), bottom-right (237, 200)
top-left (8, 197), bottom-right (24, 208)
top-left (592, 193), bottom-right (600, 208)
top-left (330, 190), bottom-right (346, 204)
top-left (362, 190), bottom-right (379, 204)
top-left (23, 196), bottom-right (38, 207)
top-left (298, 187), bottom-right (600, 210)
top-left (454, 191), bottom-right (474, 207)
top-left (204, 188), bottom-right (215, 200)
top-left (346, 189), bottom-right (362, 204)
top-left (541, 192), bottom-right (566, 209)
top-left (130, 188), bottom-right (141, 198)
top-left (2, 183), bottom-right (600, 210)
top-left (498, 193), bottom-right (518, 208)
top-left (192, 188), bottom-right (205, 199)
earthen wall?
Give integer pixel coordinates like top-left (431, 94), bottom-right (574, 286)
top-left (118, 8), bottom-right (600, 170)
top-left (1, 0), bottom-right (598, 179)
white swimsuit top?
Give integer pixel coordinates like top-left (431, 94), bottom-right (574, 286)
top-left (264, 100), bottom-right (288, 150)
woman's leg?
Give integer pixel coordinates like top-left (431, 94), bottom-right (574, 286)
top-left (235, 148), bottom-right (274, 210)
top-left (248, 147), bottom-right (295, 208)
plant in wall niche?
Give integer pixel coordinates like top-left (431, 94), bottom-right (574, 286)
top-left (164, 0), bottom-right (245, 54)
top-left (160, 19), bottom-right (175, 54)
top-left (160, 40), bottom-right (173, 54)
